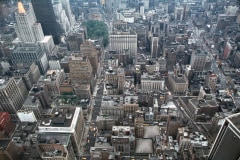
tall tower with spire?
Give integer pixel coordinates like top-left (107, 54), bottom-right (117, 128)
top-left (15, 0), bottom-right (44, 43)
top-left (14, 0), bottom-right (55, 55)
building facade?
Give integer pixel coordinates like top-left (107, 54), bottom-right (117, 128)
top-left (38, 107), bottom-right (85, 158)
top-left (15, 2), bottom-right (44, 42)
top-left (208, 113), bottom-right (240, 160)
top-left (0, 78), bottom-right (25, 115)
top-left (80, 41), bottom-right (99, 76)
top-left (69, 55), bottom-right (94, 91)
top-left (110, 30), bottom-right (137, 60)
top-left (31, 0), bottom-right (61, 44)
top-left (190, 50), bottom-right (207, 73)
top-left (11, 46), bottom-right (49, 75)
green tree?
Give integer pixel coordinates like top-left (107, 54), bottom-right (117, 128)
top-left (82, 20), bottom-right (109, 47)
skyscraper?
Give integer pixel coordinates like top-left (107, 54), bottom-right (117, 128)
top-left (151, 36), bottom-right (159, 58)
top-left (52, 0), bottom-right (75, 34)
top-left (208, 113), bottom-right (240, 160)
top-left (60, 0), bottom-right (75, 27)
top-left (190, 50), bottom-right (207, 73)
top-left (14, 1), bottom-right (55, 54)
top-left (15, 1), bottom-right (44, 42)
top-left (0, 78), bottom-right (26, 115)
top-left (31, 0), bottom-right (61, 44)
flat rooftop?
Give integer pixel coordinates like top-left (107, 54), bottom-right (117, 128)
top-left (189, 98), bottom-right (218, 108)
top-left (37, 133), bottom-right (70, 146)
top-left (39, 107), bottom-right (77, 128)
top-left (13, 46), bottom-right (40, 52)
top-left (23, 96), bottom-right (40, 106)
top-left (135, 139), bottom-right (153, 154)
top-left (144, 126), bottom-right (160, 138)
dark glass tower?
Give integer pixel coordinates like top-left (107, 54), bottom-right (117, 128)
top-left (31, 0), bottom-right (61, 44)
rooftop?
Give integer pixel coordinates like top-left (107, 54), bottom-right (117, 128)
top-left (13, 46), bottom-right (42, 54)
top-left (144, 126), bottom-right (160, 138)
top-left (23, 96), bottom-right (40, 106)
top-left (38, 107), bottom-right (81, 133)
top-left (112, 126), bottom-right (130, 132)
top-left (171, 74), bottom-right (187, 83)
top-left (124, 95), bottom-right (138, 104)
top-left (135, 139), bottom-right (153, 153)
top-left (39, 69), bottom-right (63, 83)
top-left (189, 98), bottom-right (218, 108)
top-left (36, 133), bottom-right (70, 146)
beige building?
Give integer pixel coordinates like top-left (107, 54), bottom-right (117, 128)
top-left (59, 78), bottom-right (74, 95)
top-left (101, 96), bottom-right (124, 118)
top-left (123, 95), bottom-right (139, 115)
top-left (207, 73), bottom-right (217, 91)
top-left (96, 115), bottom-right (116, 130)
top-left (69, 55), bottom-right (94, 92)
top-left (105, 67), bottom-right (125, 94)
top-left (111, 126), bottom-right (134, 156)
top-left (157, 101), bottom-right (180, 135)
top-left (141, 73), bottom-right (165, 92)
top-left (0, 140), bottom-right (25, 160)
top-left (168, 74), bottom-right (188, 95)
top-left (80, 41), bottom-right (99, 76)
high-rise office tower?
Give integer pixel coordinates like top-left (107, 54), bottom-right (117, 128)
top-left (52, 0), bottom-right (75, 34)
top-left (174, 5), bottom-right (184, 21)
top-left (60, 0), bottom-right (75, 27)
top-left (31, 0), bottom-right (61, 44)
top-left (15, 1), bottom-right (44, 42)
top-left (14, 1), bottom-right (55, 54)
top-left (0, 78), bottom-right (26, 115)
top-left (151, 36), bottom-right (159, 58)
top-left (208, 113), bottom-right (240, 160)
top-left (190, 50), bottom-right (207, 73)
